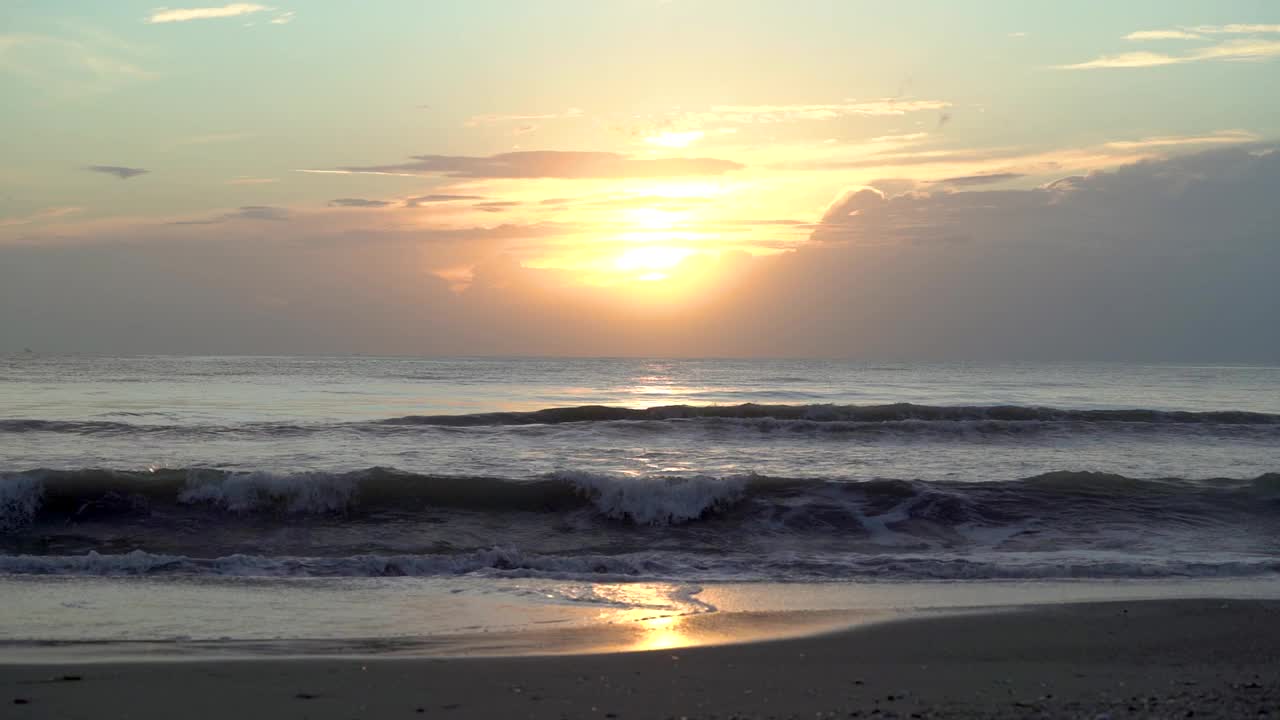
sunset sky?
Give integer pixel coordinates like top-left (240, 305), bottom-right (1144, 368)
top-left (3, 1), bottom-right (1279, 359)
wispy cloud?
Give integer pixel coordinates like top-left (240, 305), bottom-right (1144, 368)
top-left (1124, 30), bottom-right (1202, 41)
top-left (1187, 24), bottom-right (1280, 35)
top-left (0, 32), bottom-right (151, 97)
top-left (405, 194), bottom-right (486, 207)
top-left (1101, 130), bottom-right (1259, 150)
top-left (936, 172), bottom-right (1026, 187)
top-left (1192, 38), bottom-right (1280, 61)
top-left (227, 177), bottom-right (277, 185)
top-left (294, 169), bottom-right (419, 178)
top-left (172, 205), bottom-right (289, 224)
top-left (146, 4), bottom-right (294, 25)
top-left (465, 108), bottom-right (583, 127)
top-left (473, 201), bottom-right (521, 213)
top-left (147, 4), bottom-right (267, 24)
top-left (328, 198), bottom-right (392, 208)
top-left (86, 165), bottom-right (149, 180)
top-left (789, 129), bottom-right (1260, 182)
top-left (0, 207), bottom-right (82, 229)
top-left (692, 99), bottom-right (950, 123)
top-left (1070, 24), bottom-right (1280, 69)
top-left (1060, 51), bottom-right (1184, 70)
top-left (1061, 39), bottom-right (1280, 69)
top-left (311, 151), bottom-right (744, 179)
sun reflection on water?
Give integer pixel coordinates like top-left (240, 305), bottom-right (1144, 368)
top-left (585, 582), bottom-right (706, 652)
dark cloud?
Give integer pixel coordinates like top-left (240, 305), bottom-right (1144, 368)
top-left (340, 151), bottom-right (744, 179)
top-left (937, 172), bottom-right (1026, 186)
top-left (172, 206), bottom-right (290, 225)
top-left (6, 147), bottom-right (1279, 361)
top-left (405, 194), bottom-right (486, 207)
top-left (328, 198), bottom-right (393, 208)
top-left (473, 201), bottom-right (522, 213)
top-left (233, 206), bottom-right (289, 221)
top-left (86, 165), bottom-right (148, 180)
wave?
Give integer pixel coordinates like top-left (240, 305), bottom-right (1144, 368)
top-left (379, 403), bottom-right (1280, 427)
top-left (2, 466), bottom-right (1276, 532)
top-left (7, 404), bottom-right (1280, 441)
top-left (3, 548), bottom-right (1278, 581)
top-left (0, 467), bottom-right (752, 528)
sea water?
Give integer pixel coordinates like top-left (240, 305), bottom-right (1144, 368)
top-left (2, 356), bottom-right (1278, 655)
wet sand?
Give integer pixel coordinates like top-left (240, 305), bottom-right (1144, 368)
top-left (3, 598), bottom-right (1279, 719)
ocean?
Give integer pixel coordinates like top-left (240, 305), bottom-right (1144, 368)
top-left (2, 355), bottom-right (1279, 655)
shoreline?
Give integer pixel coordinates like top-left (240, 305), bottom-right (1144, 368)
top-left (6, 576), bottom-right (1280, 663)
top-left (4, 598), bottom-right (1279, 718)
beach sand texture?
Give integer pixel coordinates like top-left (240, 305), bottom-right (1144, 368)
top-left (3, 599), bottom-right (1278, 719)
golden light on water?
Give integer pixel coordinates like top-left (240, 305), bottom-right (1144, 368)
top-left (631, 615), bottom-right (690, 652)
top-left (585, 582), bottom-right (704, 652)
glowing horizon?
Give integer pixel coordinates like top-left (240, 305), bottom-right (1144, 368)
top-left (2, 1), bottom-right (1279, 359)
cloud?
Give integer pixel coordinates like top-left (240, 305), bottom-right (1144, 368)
top-left (330, 151), bottom-right (744, 179)
top-left (1126, 25), bottom-right (1280, 42)
top-left (1125, 30), bottom-right (1202, 41)
top-left (1064, 31), bottom-right (1280, 69)
top-left (1191, 38), bottom-right (1280, 61)
top-left (328, 198), bottom-right (393, 208)
top-left (146, 4), bottom-right (294, 25)
top-left (4, 148), bottom-right (1279, 360)
top-left (405, 194), bottom-right (486, 207)
top-left (936, 172), bottom-right (1026, 186)
top-left (1185, 24), bottom-right (1280, 35)
top-left (0, 207), bottom-right (82, 229)
top-left (173, 205), bottom-right (289, 224)
top-left (86, 165), bottom-right (149, 180)
top-left (227, 177), bottom-right (277, 185)
top-left (146, 4), bottom-right (269, 24)
top-left (796, 130), bottom-right (1260, 182)
top-left (473, 201), bottom-right (522, 213)
top-left (0, 32), bottom-right (150, 97)
top-left (693, 99), bottom-right (950, 124)
top-left (727, 145), bottom-right (1280, 359)
top-left (1102, 130), bottom-right (1259, 150)
top-left (1059, 51), bottom-right (1184, 70)
top-left (232, 206), bottom-right (288, 221)
top-left (465, 108), bottom-right (583, 127)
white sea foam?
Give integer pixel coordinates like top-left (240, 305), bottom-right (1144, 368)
top-left (554, 470), bottom-right (747, 525)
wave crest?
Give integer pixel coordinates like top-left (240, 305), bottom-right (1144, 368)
top-left (554, 471), bottom-right (747, 525)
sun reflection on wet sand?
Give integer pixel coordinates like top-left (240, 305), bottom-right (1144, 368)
top-left (631, 615), bottom-right (691, 651)
top-left (582, 582), bottom-right (709, 652)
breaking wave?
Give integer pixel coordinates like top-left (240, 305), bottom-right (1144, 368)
top-left (2, 466), bottom-right (1276, 531)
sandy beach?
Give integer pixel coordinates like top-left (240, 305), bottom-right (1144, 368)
top-left (3, 598), bottom-right (1278, 719)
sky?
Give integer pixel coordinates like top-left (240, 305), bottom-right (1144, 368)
top-left (2, 0), bottom-right (1279, 359)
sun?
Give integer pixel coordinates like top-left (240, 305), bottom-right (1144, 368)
top-left (614, 246), bottom-right (696, 278)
